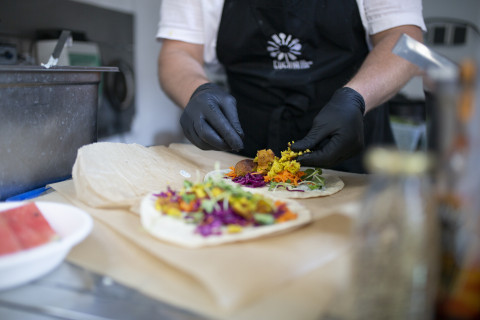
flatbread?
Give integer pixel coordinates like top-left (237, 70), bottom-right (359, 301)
top-left (72, 142), bottom-right (201, 209)
top-left (204, 169), bottom-right (344, 199)
top-left (140, 192), bottom-right (311, 248)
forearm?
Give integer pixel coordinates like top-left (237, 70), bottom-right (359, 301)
top-left (158, 40), bottom-right (209, 108)
top-left (345, 25), bottom-right (424, 113)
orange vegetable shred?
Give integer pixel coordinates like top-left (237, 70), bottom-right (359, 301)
top-left (264, 170), bottom-right (305, 186)
top-left (179, 200), bottom-right (196, 212)
top-left (274, 201), bottom-right (298, 222)
top-left (226, 166), bottom-right (237, 179)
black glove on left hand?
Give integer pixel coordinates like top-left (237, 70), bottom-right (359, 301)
top-left (180, 83), bottom-right (244, 151)
top-left (291, 87), bottom-right (365, 168)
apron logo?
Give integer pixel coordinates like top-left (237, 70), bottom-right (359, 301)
top-left (267, 33), bottom-right (313, 70)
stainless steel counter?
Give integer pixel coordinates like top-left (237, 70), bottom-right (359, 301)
top-left (0, 262), bottom-right (206, 320)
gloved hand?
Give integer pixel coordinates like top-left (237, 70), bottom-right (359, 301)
top-left (291, 87), bottom-right (365, 168)
top-left (180, 83), bottom-right (244, 151)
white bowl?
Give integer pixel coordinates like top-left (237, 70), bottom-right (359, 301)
top-left (0, 201), bottom-right (93, 290)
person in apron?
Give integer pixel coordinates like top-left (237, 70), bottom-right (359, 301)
top-left (160, 0), bottom-right (424, 173)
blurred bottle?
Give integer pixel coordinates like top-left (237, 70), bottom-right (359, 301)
top-left (434, 60), bottom-right (480, 320)
top-left (350, 148), bottom-right (438, 320)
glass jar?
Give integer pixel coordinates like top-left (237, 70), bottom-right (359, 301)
top-left (350, 148), bottom-right (438, 320)
top-left (434, 60), bottom-right (480, 320)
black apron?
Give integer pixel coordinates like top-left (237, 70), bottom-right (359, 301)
top-left (216, 0), bottom-right (394, 173)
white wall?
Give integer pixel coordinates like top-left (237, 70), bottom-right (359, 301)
top-left (400, 0), bottom-right (480, 99)
top-left (423, 0), bottom-right (480, 63)
top-left (128, 0), bottom-right (184, 147)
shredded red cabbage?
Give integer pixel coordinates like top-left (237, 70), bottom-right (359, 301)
top-left (194, 201), bottom-right (251, 236)
top-left (286, 186), bottom-right (305, 192)
top-left (232, 173), bottom-right (266, 188)
top-left (154, 187), bottom-right (177, 198)
top-left (273, 203), bottom-right (287, 219)
top-left (196, 220), bottom-right (223, 237)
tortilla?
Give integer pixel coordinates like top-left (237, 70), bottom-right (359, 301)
top-left (140, 191), bottom-right (311, 248)
top-left (72, 142), bottom-right (201, 209)
top-left (204, 169), bottom-right (344, 199)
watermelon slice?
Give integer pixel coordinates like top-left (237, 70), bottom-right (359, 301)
top-left (1, 203), bottom-right (57, 250)
top-left (0, 214), bottom-right (22, 255)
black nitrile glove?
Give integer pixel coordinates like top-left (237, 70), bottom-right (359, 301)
top-left (180, 83), bottom-right (244, 151)
top-left (291, 87), bottom-right (365, 168)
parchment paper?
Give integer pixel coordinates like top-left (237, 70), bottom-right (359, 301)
top-left (47, 142), bottom-right (367, 319)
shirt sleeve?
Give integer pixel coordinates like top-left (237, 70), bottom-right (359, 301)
top-left (362, 0), bottom-right (426, 35)
top-left (156, 0), bottom-right (205, 44)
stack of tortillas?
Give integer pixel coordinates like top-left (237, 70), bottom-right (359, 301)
top-left (72, 142), bottom-right (204, 209)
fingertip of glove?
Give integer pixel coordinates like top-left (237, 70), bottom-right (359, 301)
top-left (232, 144), bottom-right (244, 152)
top-left (229, 136), bottom-right (244, 151)
top-left (296, 154), bottom-right (315, 167)
top-left (291, 141), bottom-right (308, 152)
top-left (296, 148), bottom-right (314, 160)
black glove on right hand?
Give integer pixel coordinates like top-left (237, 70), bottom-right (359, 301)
top-left (180, 83), bottom-right (244, 151)
top-left (291, 87), bottom-right (365, 168)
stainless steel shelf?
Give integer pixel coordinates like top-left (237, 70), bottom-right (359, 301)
top-left (0, 262), bottom-right (206, 320)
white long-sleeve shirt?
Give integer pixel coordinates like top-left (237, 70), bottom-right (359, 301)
top-left (157, 0), bottom-right (426, 66)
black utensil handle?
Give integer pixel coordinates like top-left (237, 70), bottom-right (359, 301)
top-left (52, 30), bottom-right (72, 59)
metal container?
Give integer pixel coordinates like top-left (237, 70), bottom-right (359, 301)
top-left (0, 65), bottom-right (118, 200)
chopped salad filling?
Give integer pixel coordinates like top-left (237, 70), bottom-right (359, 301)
top-left (152, 179), bottom-right (298, 237)
top-left (227, 144), bottom-right (326, 192)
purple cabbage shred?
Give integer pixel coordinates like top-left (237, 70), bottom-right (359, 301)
top-left (232, 173), bottom-right (266, 188)
top-left (194, 201), bottom-right (252, 237)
